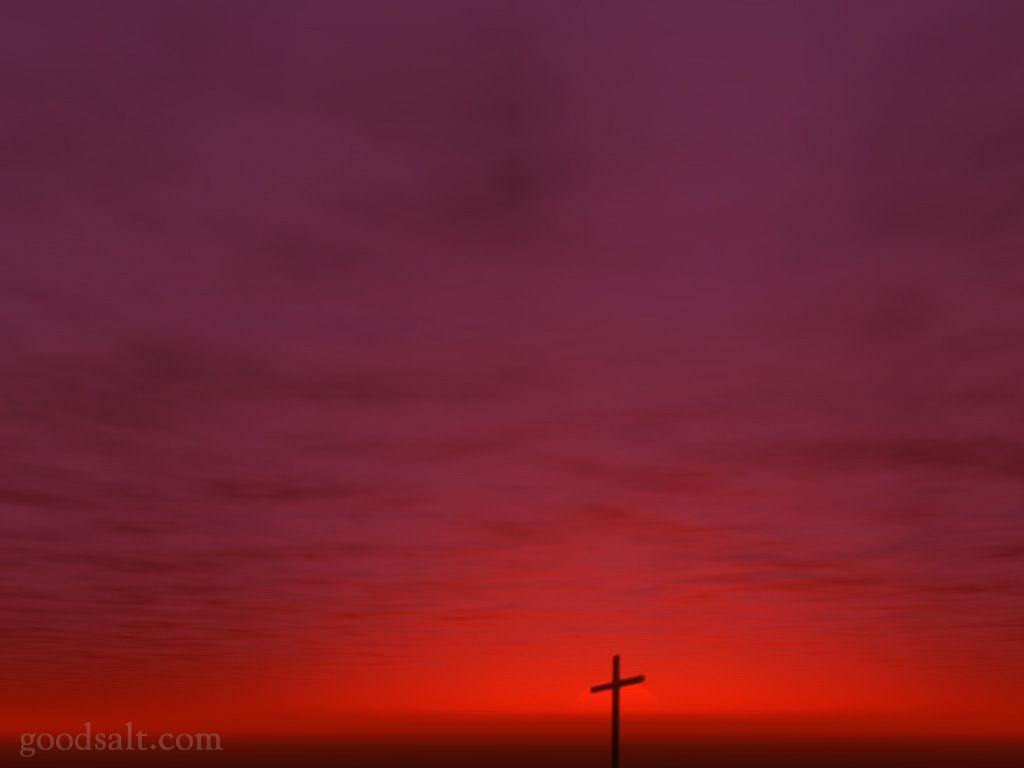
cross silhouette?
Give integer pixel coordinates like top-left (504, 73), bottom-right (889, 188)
top-left (590, 655), bottom-right (645, 768)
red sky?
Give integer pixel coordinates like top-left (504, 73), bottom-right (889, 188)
top-left (2, 0), bottom-right (1023, 742)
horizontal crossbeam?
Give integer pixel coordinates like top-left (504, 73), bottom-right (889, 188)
top-left (590, 674), bottom-right (645, 693)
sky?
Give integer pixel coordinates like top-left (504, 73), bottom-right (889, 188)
top-left (2, 0), bottom-right (1024, 745)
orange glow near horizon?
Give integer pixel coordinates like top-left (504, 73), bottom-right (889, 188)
top-left (5, 598), bottom-right (1023, 740)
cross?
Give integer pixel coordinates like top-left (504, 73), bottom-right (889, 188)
top-left (590, 655), bottom-right (645, 768)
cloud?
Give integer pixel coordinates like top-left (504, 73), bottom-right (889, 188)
top-left (2, 0), bottom-right (1024, 723)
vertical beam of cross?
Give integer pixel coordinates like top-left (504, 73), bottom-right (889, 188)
top-left (591, 655), bottom-right (645, 768)
top-left (611, 655), bottom-right (619, 766)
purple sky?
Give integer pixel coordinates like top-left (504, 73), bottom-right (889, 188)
top-left (2, 0), bottom-right (1023, 733)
